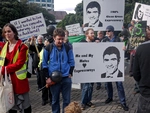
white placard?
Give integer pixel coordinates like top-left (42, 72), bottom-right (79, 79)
top-left (83, 0), bottom-right (125, 31)
top-left (132, 2), bottom-right (150, 25)
top-left (72, 42), bottom-right (124, 83)
top-left (65, 23), bottom-right (82, 36)
top-left (10, 13), bottom-right (47, 40)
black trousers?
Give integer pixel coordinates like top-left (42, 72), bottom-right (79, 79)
top-left (40, 68), bottom-right (52, 103)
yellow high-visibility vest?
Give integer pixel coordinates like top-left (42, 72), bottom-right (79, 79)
top-left (0, 42), bottom-right (28, 80)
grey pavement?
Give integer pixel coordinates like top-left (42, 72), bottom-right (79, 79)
top-left (29, 61), bottom-right (139, 113)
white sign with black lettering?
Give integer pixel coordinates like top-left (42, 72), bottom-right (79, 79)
top-left (65, 23), bottom-right (82, 36)
top-left (83, 0), bottom-right (125, 31)
top-left (132, 2), bottom-right (150, 25)
top-left (72, 42), bottom-right (124, 83)
top-left (10, 13), bottom-right (46, 40)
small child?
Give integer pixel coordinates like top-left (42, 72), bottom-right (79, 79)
top-left (64, 101), bottom-right (82, 113)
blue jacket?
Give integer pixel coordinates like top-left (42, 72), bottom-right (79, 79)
top-left (42, 43), bottom-right (75, 77)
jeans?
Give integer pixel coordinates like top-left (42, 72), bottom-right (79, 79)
top-left (50, 77), bottom-right (72, 113)
top-left (106, 82), bottom-right (126, 104)
top-left (81, 83), bottom-right (94, 105)
top-left (137, 95), bottom-right (150, 113)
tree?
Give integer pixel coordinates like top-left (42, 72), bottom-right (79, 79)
top-left (0, 0), bottom-right (55, 28)
top-left (57, 1), bottom-right (83, 29)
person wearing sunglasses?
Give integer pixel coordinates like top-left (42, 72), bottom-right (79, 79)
top-left (101, 25), bottom-right (129, 111)
top-left (84, 1), bottom-right (103, 28)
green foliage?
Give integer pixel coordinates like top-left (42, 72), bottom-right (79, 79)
top-left (0, 1), bottom-right (55, 28)
top-left (57, 2), bottom-right (83, 29)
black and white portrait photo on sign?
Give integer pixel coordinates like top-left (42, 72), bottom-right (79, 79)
top-left (83, 0), bottom-right (125, 31)
top-left (72, 42), bottom-right (124, 83)
top-left (101, 46), bottom-right (123, 79)
top-left (84, 1), bottom-right (103, 28)
top-left (133, 4), bottom-right (144, 21)
top-left (132, 2), bottom-right (150, 25)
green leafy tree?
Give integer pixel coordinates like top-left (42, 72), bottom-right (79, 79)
top-left (0, 0), bottom-right (55, 28)
top-left (57, 1), bottom-right (83, 29)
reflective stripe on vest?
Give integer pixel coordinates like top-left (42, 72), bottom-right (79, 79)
top-left (0, 42), bottom-right (28, 80)
top-left (0, 42), bottom-right (8, 66)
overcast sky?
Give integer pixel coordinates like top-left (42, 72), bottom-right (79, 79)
top-left (54, 0), bottom-right (82, 14)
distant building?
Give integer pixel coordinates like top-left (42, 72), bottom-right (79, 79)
top-left (49, 11), bottom-right (67, 23)
top-left (26, 0), bottom-right (54, 11)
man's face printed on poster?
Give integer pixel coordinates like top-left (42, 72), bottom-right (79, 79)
top-left (137, 7), bottom-right (144, 20)
top-left (103, 54), bottom-right (118, 74)
top-left (87, 7), bottom-right (99, 24)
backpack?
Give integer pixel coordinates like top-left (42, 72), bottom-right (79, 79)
top-left (45, 43), bottom-right (70, 58)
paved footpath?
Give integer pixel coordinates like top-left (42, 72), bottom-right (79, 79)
top-left (29, 72), bottom-right (139, 113)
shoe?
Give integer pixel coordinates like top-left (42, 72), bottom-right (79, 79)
top-left (42, 101), bottom-right (46, 106)
top-left (121, 103), bottom-right (129, 111)
top-left (81, 104), bottom-right (86, 110)
top-left (105, 98), bottom-right (113, 104)
top-left (96, 86), bottom-right (101, 90)
top-left (86, 102), bottom-right (95, 108)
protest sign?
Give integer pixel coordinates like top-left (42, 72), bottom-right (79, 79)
top-left (83, 0), bottom-right (125, 31)
top-left (72, 42), bottom-right (124, 83)
top-left (132, 2), bottom-right (150, 25)
top-left (65, 23), bottom-right (82, 36)
top-left (128, 21), bottom-right (147, 50)
top-left (10, 13), bottom-right (46, 40)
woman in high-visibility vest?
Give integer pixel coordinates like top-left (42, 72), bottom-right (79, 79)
top-left (0, 23), bottom-right (31, 113)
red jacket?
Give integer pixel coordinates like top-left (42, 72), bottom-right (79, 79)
top-left (1, 40), bottom-right (30, 94)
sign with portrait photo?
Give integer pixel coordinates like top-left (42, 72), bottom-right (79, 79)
top-left (10, 13), bottom-right (47, 40)
top-left (83, 0), bottom-right (125, 31)
top-left (72, 42), bottom-right (124, 83)
top-left (132, 2), bottom-right (150, 25)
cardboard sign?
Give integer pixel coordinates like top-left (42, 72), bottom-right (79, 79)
top-left (132, 2), bottom-right (150, 25)
top-left (65, 23), bottom-right (82, 36)
top-left (83, 0), bottom-right (125, 31)
top-left (72, 42), bottom-right (124, 83)
top-left (10, 13), bottom-right (47, 40)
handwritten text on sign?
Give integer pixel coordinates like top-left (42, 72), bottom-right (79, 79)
top-left (65, 23), bottom-right (82, 36)
top-left (10, 13), bottom-right (46, 40)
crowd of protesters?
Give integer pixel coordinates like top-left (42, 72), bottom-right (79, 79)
top-left (0, 20), bottom-right (150, 113)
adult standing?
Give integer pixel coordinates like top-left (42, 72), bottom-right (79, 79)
top-left (0, 23), bottom-right (31, 113)
top-left (42, 28), bottom-right (75, 113)
top-left (133, 29), bottom-right (150, 113)
top-left (101, 25), bottom-right (129, 111)
top-left (38, 36), bottom-right (53, 106)
top-left (80, 28), bottom-right (95, 110)
top-left (95, 31), bottom-right (106, 42)
top-left (29, 35), bottom-right (44, 89)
